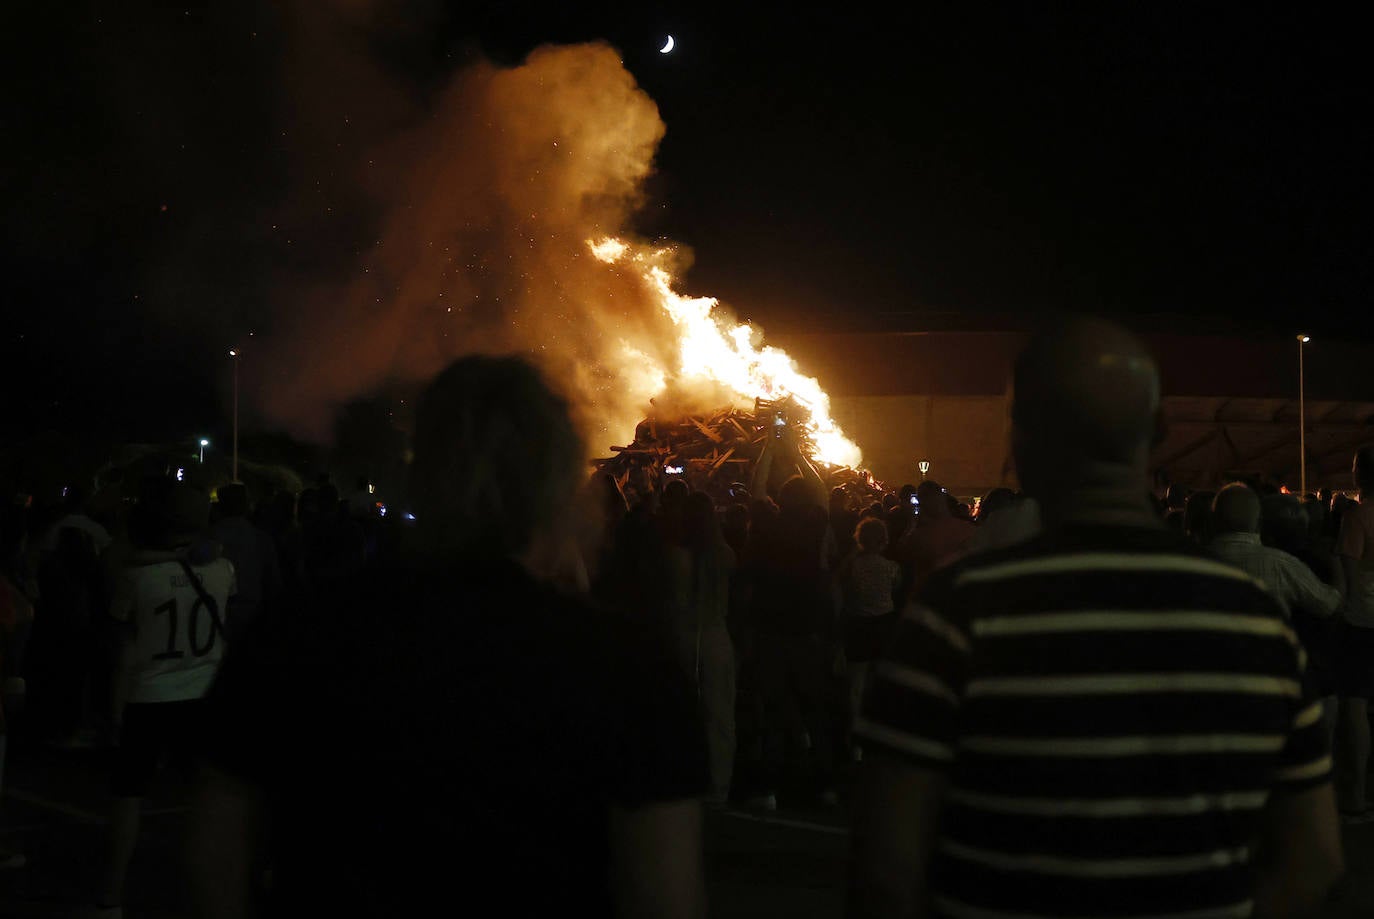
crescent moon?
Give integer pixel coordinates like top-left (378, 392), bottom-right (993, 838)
top-left (659, 35), bottom-right (674, 54)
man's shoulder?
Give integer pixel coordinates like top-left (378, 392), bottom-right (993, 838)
top-left (928, 525), bottom-right (1277, 608)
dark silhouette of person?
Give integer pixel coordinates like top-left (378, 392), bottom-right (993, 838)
top-left (850, 317), bottom-right (1341, 918)
top-left (190, 355), bottom-right (709, 918)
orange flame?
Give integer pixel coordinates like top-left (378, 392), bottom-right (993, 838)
top-left (590, 237), bottom-right (863, 469)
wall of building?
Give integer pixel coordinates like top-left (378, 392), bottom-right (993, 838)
top-left (831, 394), bottom-right (1013, 495)
top-left (781, 330), bottom-right (1374, 495)
top-left (830, 392), bottom-right (1374, 495)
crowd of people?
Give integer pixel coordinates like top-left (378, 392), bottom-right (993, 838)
top-left (0, 316), bottom-right (1366, 917)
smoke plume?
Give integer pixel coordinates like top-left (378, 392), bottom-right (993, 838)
top-left (258, 40), bottom-right (687, 448)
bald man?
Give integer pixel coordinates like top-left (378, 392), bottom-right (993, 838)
top-left (850, 317), bottom-right (1341, 919)
top-left (1209, 482), bottom-right (1341, 621)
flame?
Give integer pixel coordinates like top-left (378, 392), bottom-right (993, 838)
top-left (591, 237), bottom-right (863, 468)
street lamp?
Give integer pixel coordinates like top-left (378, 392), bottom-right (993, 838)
top-left (918, 459), bottom-right (931, 480)
top-left (228, 348), bottom-right (240, 481)
top-left (1297, 335), bottom-right (1310, 495)
top-left (199, 438), bottom-right (210, 464)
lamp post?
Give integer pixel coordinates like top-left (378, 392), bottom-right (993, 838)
top-left (199, 438), bottom-right (209, 464)
top-left (918, 459), bottom-right (931, 481)
top-left (1297, 335), bottom-right (1310, 495)
top-left (228, 348), bottom-right (240, 481)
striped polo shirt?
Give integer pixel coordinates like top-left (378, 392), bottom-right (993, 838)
top-left (856, 525), bottom-right (1330, 919)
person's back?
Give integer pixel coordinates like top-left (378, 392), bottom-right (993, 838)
top-left (302, 485), bottom-right (366, 593)
top-left (751, 480), bottom-right (830, 638)
top-left (896, 481), bottom-right (976, 595)
top-left (192, 355), bottom-right (708, 918)
top-left (851, 317), bottom-right (1341, 918)
top-left (114, 551), bottom-right (234, 705)
top-left (202, 559), bottom-right (703, 915)
top-left (863, 527), bottom-right (1328, 917)
top-left (830, 487), bottom-right (859, 560)
top-left (209, 484), bottom-right (281, 642)
top-left (1208, 484), bottom-right (1341, 621)
top-left (40, 489), bottom-right (112, 557)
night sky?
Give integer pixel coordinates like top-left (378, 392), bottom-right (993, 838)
top-left (4, 4), bottom-right (1371, 447)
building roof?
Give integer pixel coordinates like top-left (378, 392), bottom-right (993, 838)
top-left (774, 329), bottom-right (1374, 402)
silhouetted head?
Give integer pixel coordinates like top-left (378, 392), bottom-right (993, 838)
top-left (1260, 492), bottom-right (1307, 553)
top-left (410, 355), bottom-right (582, 561)
top-left (661, 478), bottom-right (690, 510)
top-left (855, 517), bottom-right (889, 553)
top-left (830, 486), bottom-right (848, 509)
top-left (1211, 483), bottom-right (1261, 536)
top-left (317, 484), bottom-right (341, 517)
top-left (1012, 317), bottom-right (1160, 503)
top-left (297, 488), bottom-right (319, 521)
top-left (778, 475), bottom-right (813, 515)
top-left (131, 480), bottom-right (210, 550)
top-left (683, 491), bottom-right (721, 549)
top-left (916, 481), bottom-right (949, 518)
top-left (978, 488), bottom-right (1016, 522)
top-left (271, 490), bottom-right (297, 526)
top-left (217, 482), bottom-right (250, 519)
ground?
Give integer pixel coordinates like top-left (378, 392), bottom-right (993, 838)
top-left (1, 743), bottom-right (1371, 917)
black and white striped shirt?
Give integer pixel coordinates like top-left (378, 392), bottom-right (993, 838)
top-left (857, 525), bottom-right (1330, 919)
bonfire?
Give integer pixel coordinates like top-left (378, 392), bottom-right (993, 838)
top-left (594, 395), bottom-right (882, 504)
top-left (587, 236), bottom-right (881, 504)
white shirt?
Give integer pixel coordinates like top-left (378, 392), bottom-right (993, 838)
top-left (112, 555), bottom-right (237, 703)
top-left (1209, 531), bottom-right (1341, 621)
top-left (844, 552), bottom-right (903, 618)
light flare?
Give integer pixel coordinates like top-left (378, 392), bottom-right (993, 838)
top-left (591, 237), bottom-right (862, 468)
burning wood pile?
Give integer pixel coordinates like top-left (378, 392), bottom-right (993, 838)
top-left (594, 395), bottom-right (883, 503)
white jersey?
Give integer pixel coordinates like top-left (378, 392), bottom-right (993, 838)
top-left (112, 556), bottom-right (237, 704)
